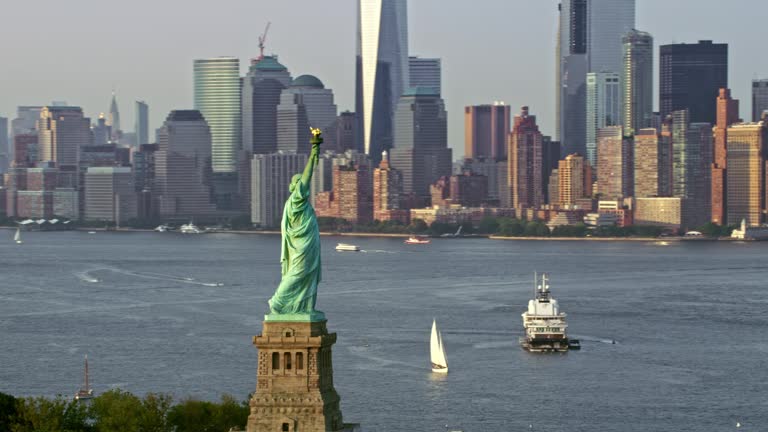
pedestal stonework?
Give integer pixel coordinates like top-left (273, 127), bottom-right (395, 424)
top-left (247, 320), bottom-right (357, 432)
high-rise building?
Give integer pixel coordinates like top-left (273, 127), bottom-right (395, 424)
top-left (37, 106), bottom-right (92, 168)
top-left (0, 117), bottom-right (8, 172)
top-left (461, 157), bottom-right (508, 207)
top-left (373, 150), bottom-right (407, 223)
top-left (276, 92), bottom-right (311, 154)
top-left (356, 0), bottom-right (409, 161)
top-left (388, 87), bottom-right (451, 203)
top-left (659, 40), bottom-right (728, 124)
top-left (11, 106), bottom-right (42, 137)
top-left (108, 92), bottom-right (121, 142)
top-left (12, 134), bottom-right (37, 168)
top-left (320, 163), bottom-right (373, 225)
top-left (671, 109), bottom-right (713, 228)
top-left (726, 122), bottom-right (767, 227)
top-left (557, 0), bottom-right (635, 156)
top-left (711, 88), bottom-right (739, 225)
top-left (508, 106), bottom-right (543, 209)
top-left (634, 128), bottom-right (664, 198)
top-left (92, 115), bottom-right (111, 146)
top-left (194, 57), bottom-right (242, 174)
top-left (329, 112), bottom-right (357, 153)
top-left (408, 56), bottom-right (441, 95)
top-left (135, 101), bottom-right (149, 146)
top-left (542, 137), bottom-right (562, 204)
top-left (250, 152), bottom-right (308, 228)
top-left (557, 154), bottom-right (588, 206)
top-left (752, 79), bottom-right (768, 122)
top-left (622, 30), bottom-right (653, 133)
top-left (464, 103), bottom-right (511, 160)
top-left (277, 75), bottom-right (338, 153)
top-left (242, 56), bottom-right (292, 155)
top-left (154, 110), bottom-right (217, 219)
top-left (586, 71), bottom-right (621, 167)
top-left (84, 167), bottom-right (137, 223)
top-left (659, 117), bottom-right (674, 196)
top-left (596, 125), bottom-right (632, 200)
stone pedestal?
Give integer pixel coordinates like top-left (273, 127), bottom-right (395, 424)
top-left (247, 320), bottom-right (357, 432)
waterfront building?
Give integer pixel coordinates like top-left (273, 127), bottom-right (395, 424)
top-left (430, 173), bottom-right (488, 208)
top-left (135, 101), bottom-right (149, 145)
top-left (373, 151), bottom-right (408, 223)
top-left (508, 106), bottom-right (543, 210)
top-left (548, 169), bottom-right (559, 206)
top-left (542, 137), bottom-right (562, 205)
top-left (84, 167), bottom-right (137, 223)
top-left (409, 56), bottom-right (441, 94)
top-left (389, 87), bottom-right (451, 204)
top-left (242, 56), bottom-right (292, 155)
top-left (622, 30), bottom-right (653, 133)
top-left (154, 110), bottom-right (217, 219)
top-left (460, 157), bottom-right (508, 207)
top-left (671, 109), bottom-right (713, 228)
top-left (596, 126), bottom-right (632, 200)
top-left (633, 128), bottom-right (661, 198)
top-left (464, 103), bottom-right (511, 160)
top-left (659, 40), bottom-right (728, 123)
top-left (558, 154), bottom-right (591, 207)
top-left (752, 79), bottom-right (768, 122)
top-left (711, 88), bottom-right (740, 225)
top-left (356, 0), bottom-right (409, 161)
top-left (410, 206), bottom-right (515, 227)
top-left (586, 71), bottom-right (621, 167)
top-left (726, 122), bottom-right (767, 227)
top-left (37, 106), bottom-right (92, 169)
top-left (634, 197), bottom-right (683, 229)
top-left (314, 162), bottom-right (373, 225)
top-left (250, 152), bottom-right (307, 228)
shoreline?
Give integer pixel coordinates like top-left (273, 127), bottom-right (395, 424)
top-left (0, 226), bottom-right (743, 241)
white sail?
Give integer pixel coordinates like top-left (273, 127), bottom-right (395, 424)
top-left (14, 228), bottom-right (21, 243)
top-left (430, 319), bottom-right (448, 372)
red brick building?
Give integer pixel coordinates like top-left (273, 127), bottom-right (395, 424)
top-left (373, 152), bottom-right (408, 223)
top-left (314, 163), bottom-right (373, 225)
top-left (711, 88), bottom-right (740, 225)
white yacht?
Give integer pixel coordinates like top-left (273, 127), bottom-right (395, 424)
top-left (520, 273), bottom-right (579, 352)
top-left (179, 222), bottom-right (203, 234)
top-left (335, 243), bottom-right (361, 252)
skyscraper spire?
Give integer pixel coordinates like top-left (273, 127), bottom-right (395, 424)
top-left (108, 90), bottom-right (121, 142)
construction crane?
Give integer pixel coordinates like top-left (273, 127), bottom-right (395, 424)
top-left (257, 22), bottom-right (271, 61)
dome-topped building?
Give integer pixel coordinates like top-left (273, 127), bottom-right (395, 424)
top-left (291, 74), bottom-right (325, 89)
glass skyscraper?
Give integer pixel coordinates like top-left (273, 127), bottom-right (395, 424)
top-left (135, 101), bottom-right (149, 146)
top-left (586, 72), bottom-right (621, 168)
top-left (356, 0), bottom-right (409, 163)
top-left (622, 30), bottom-right (653, 133)
top-left (752, 79), bottom-right (768, 122)
top-left (193, 57), bottom-right (242, 174)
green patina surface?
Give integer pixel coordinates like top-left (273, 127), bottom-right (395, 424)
top-left (267, 133), bottom-right (325, 322)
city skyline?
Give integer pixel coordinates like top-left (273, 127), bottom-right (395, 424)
top-left (1, 0), bottom-right (767, 158)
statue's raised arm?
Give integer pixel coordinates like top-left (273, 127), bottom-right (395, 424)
top-left (266, 128), bottom-right (326, 323)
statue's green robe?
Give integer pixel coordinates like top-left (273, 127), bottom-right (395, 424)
top-left (268, 179), bottom-right (321, 314)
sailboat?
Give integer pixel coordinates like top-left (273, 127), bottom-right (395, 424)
top-left (14, 228), bottom-right (22, 244)
top-left (74, 355), bottom-right (94, 401)
top-left (430, 319), bottom-right (448, 373)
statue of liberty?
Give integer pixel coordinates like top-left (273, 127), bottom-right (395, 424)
top-left (266, 128), bottom-right (326, 322)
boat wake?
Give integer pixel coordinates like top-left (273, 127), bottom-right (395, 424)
top-left (570, 334), bottom-right (619, 345)
top-left (361, 249), bottom-right (396, 254)
top-left (74, 267), bottom-right (223, 287)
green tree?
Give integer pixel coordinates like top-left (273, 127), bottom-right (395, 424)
top-left (211, 395), bottom-right (249, 432)
top-left (0, 392), bottom-right (16, 432)
top-left (168, 399), bottom-right (216, 432)
top-left (138, 393), bottom-right (173, 432)
top-left (11, 396), bottom-right (71, 432)
top-left (497, 218), bottom-right (524, 236)
top-left (89, 389), bottom-right (142, 432)
top-left (523, 221), bottom-right (550, 237)
top-left (477, 217), bottom-right (499, 234)
top-left (408, 219), bottom-right (429, 234)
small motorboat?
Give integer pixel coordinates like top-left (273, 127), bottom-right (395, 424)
top-left (404, 236), bottom-right (430, 245)
top-left (335, 243), bottom-right (361, 252)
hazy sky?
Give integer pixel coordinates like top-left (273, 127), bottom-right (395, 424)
top-left (1, 0), bottom-right (766, 157)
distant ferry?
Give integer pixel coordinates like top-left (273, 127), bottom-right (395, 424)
top-left (154, 224), bottom-right (171, 232)
top-left (520, 273), bottom-right (579, 353)
top-left (335, 243), bottom-right (361, 252)
top-left (404, 236), bottom-right (430, 245)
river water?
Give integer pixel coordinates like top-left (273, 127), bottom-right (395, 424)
top-left (0, 231), bottom-right (765, 431)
